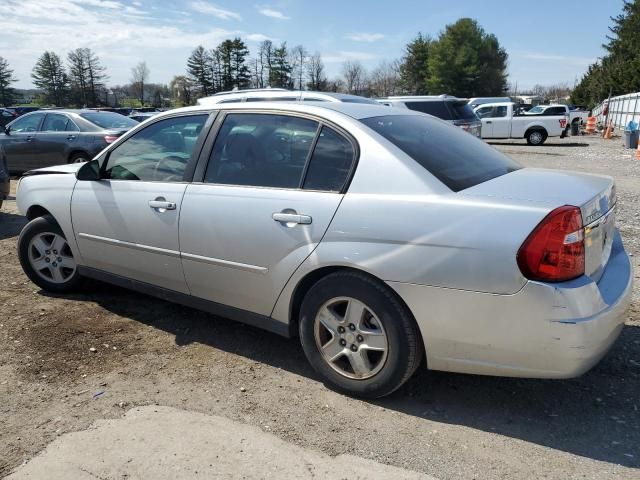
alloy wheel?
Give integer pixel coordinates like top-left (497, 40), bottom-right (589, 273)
top-left (27, 232), bottom-right (76, 284)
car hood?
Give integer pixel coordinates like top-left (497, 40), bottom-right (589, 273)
top-left (24, 163), bottom-right (84, 176)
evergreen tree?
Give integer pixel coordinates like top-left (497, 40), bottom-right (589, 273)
top-left (216, 40), bottom-right (234, 91)
top-left (399, 33), bottom-right (432, 95)
top-left (187, 45), bottom-right (214, 96)
top-left (270, 42), bottom-right (292, 88)
top-left (0, 57), bottom-right (17, 107)
top-left (31, 51), bottom-right (68, 106)
top-left (230, 38), bottom-right (251, 89)
top-left (426, 18), bottom-right (507, 97)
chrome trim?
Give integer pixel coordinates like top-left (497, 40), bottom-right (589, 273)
top-left (78, 233), bottom-right (181, 258)
top-left (181, 252), bottom-right (268, 274)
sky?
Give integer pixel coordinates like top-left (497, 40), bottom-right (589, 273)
top-left (0, 0), bottom-right (623, 92)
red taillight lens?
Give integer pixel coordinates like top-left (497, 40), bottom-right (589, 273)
top-left (517, 206), bottom-right (584, 282)
top-left (104, 135), bottom-right (119, 144)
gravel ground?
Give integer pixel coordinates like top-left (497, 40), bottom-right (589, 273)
top-left (0, 135), bottom-right (638, 479)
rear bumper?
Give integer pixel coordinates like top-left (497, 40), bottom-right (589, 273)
top-left (388, 230), bottom-right (633, 378)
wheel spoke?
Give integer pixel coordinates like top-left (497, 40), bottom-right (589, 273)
top-left (347, 349), bottom-right (372, 377)
top-left (49, 265), bottom-right (64, 283)
top-left (31, 257), bottom-right (49, 271)
top-left (58, 255), bottom-right (76, 269)
top-left (359, 331), bottom-right (386, 351)
top-left (31, 236), bottom-right (49, 256)
top-left (321, 338), bottom-right (346, 362)
top-left (317, 306), bottom-right (342, 334)
top-left (344, 299), bottom-right (366, 329)
top-left (51, 235), bottom-right (66, 253)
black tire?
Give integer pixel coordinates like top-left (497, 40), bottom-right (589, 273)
top-left (299, 271), bottom-right (423, 398)
top-left (18, 215), bottom-right (83, 293)
top-left (526, 129), bottom-right (547, 145)
top-left (69, 152), bottom-right (90, 164)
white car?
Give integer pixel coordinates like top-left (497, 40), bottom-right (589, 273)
top-left (15, 102), bottom-right (632, 398)
top-left (197, 88), bottom-right (378, 106)
top-left (474, 102), bottom-right (569, 145)
top-left (525, 104), bottom-right (590, 130)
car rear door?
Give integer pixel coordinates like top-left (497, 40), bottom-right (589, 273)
top-left (179, 111), bottom-right (357, 316)
top-left (71, 113), bottom-right (213, 293)
top-left (38, 113), bottom-right (79, 166)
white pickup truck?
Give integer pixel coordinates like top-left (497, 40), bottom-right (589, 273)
top-left (525, 104), bottom-right (589, 130)
top-left (474, 102), bottom-right (568, 145)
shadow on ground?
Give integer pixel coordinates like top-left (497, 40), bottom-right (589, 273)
top-left (42, 283), bottom-right (640, 470)
top-left (0, 210), bottom-right (25, 240)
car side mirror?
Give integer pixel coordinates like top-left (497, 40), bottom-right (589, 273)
top-left (3, 126), bottom-right (10, 135)
top-left (76, 159), bottom-right (101, 181)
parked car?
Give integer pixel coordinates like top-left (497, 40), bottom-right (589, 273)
top-left (378, 95), bottom-right (482, 137)
top-left (0, 110), bottom-right (138, 173)
top-left (524, 104), bottom-right (590, 130)
top-left (16, 102), bottom-right (632, 398)
top-left (129, 112), bottom-right (158, 123)
top-left (0, 144), bottom-right (9, 209)
top-left (474, 102), bottom-right (569, 145)
top-left (197, 88), bottom-right (379, 105)
top-left (10, 106), bottom-right (40, 117)
top-left (1, 108), bottom-right (18, 128)
top-left (467, 97), bottom-right (512, 108)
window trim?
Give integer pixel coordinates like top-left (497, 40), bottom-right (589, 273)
top-left (98, 111), bottom-right (217, 183)
top-left (191, 109), bottom-right (360, 194)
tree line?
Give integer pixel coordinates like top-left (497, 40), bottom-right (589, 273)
top-left (572, 0), bottom-right (640, 108)
top-left (0, 17), bottom-right (510, 108)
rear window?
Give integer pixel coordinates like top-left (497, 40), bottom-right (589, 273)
top-left (360, 115), bottom-right (521, 192)
top-left (80, 112), bottom-right (137, 129)
top-left (405, 101), bottom-right (452, 119)
top-left (448, 101), bottom-right (478, 121)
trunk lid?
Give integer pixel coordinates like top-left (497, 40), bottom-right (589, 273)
top-left (460, 168), bottom-right (617, 281)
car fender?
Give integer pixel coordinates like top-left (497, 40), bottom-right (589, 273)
top-left (16, 172), bottom-right (85, 265)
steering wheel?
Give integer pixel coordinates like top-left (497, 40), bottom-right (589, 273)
top-left (154, 155), bottom-right (187, 182)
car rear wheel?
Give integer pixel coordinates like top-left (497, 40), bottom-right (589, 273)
top-left (526, 129), bottom-right (547, 146)
top-left (69, 152), bottom-right (90, 164)
top-left (299, 271), bottom-right (423, 398)
top-left (18, 215), bottom-right (83, 293)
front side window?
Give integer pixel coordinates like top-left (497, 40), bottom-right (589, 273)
top-left (475, 106), bottom-right (492, 118)
top-left (104, 115), bottom-right (208, 182)
top-left (9, 113), bottom-right (44, 133)
top-left (303, 127), bottom-right (355, 191)
top-left (204, 113), bottom-right (318, 189)
top-left (361, 114), bottom-right (521, 192)
top-left (490, 106), bottom-right (508, 118)
top-left (42, 114), bottom-right (70, 132)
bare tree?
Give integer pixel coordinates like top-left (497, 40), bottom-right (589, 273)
top-left (290, 45), bottom-right (308, 90)
top-left (341, 61), bottom-right (367, 95)
top-left (258, 40), bottom-right (274, 87)
top-left (369, 60), bottom-right (401, 97)
top-left (306, 52), bottom-right (327, 91)
top-left (170, 75), bottom-right (193, 106)
top-left (131, 61), bottom-right (150, 106)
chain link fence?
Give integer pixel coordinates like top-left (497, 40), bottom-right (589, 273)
top-left (593, 92), bottom-right (640, 129)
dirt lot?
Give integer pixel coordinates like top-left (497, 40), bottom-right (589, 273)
top-left (1, 136), bottom-right (639, 479)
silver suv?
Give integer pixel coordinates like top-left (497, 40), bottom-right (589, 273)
top-left (197, 88), bottom-right (378, 105)
top-left (379, 95), bottom-right (482, 137)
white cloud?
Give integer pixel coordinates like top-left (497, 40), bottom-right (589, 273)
top-left (258, 7), bottom-right (290, 20)
top-left (322, 51), bottom-right (378, 63)
top-left (245, 33), bottom-right (276, 42)
top-left (345, 33), bottom-right (385, 42)
top-left (514, 51), bottom-right (596, 66)
top-left (190, 1), bottom-right (241, 21)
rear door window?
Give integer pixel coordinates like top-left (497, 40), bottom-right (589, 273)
top-left (303, 127), bottom-right (355, 192)
top-left (361, 114), bottom-right (521, 192)
top-left (404, 101), bottom-right (452, 120)
top-left (41, 114), bottom-right (70, 132)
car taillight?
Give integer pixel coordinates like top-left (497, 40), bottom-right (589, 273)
top-left (104, 135), bottom-right (119, 144)
top-left (517, 206), bottom-right (584, 282)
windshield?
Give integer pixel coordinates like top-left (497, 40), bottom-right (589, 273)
top-left (80, 112), bottom-right (137, 129)
top-left (360, 114), bottom-right (521, 192)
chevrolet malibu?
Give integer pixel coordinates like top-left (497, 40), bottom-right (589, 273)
top-left (16, 103), bottom-right (632, 398)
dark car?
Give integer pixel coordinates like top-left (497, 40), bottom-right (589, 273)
top-left (0, 144), bottom-right (9, 209)
top-left (129, 112), bottom-right (158, 122)
top-left (0, 110), bottom-right (138, 174)
top-left (1, 108), bottom-right (18, 129)
top-left (11, 106), bottom-right (40, 117)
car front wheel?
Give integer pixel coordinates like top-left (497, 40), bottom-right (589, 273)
top-left (299, 271), bottom-right (423, 398)
top-left (18, 215), bottom-right (83, 293)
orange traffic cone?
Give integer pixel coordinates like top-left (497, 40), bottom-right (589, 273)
top-left (604, 122), bottom-right (614, 139)
top-left (585, 116), bottom-right (596, 134)
top-left (636, 138), bottom-right (640, 160)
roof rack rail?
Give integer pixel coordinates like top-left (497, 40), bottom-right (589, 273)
top-left (212, 88), bottom-right (289, 96)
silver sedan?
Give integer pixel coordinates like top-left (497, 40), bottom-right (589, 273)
top-left (16, 102), bottom-right (633, 398)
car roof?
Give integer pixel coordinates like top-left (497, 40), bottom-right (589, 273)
top-left (198, 90), bottom-right (378, 104)
top-left (163, 101), bottom-right (422, 121)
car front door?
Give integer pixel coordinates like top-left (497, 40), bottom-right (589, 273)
top-left (475, 106), bottom-right (494, 137)
top-left (2, 112), bottom-right (46, 172)
top-left (489, 105), bottom-right (510, 138)
top-left (180, 112), bottom-right (356, 316)
top-left (71, 113), bottom-right (212, 293)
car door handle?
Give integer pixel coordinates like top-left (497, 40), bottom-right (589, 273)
top-left (149, 200), bottom-right (176, 211)
top-left (272, 212), bottom-right (312, 225)
top-left (25, 136), bottom-right (34, 142)
top-left (485, 121), bottom-right (492, 124)
top-left (67, 135), bottom-right (76, 140)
